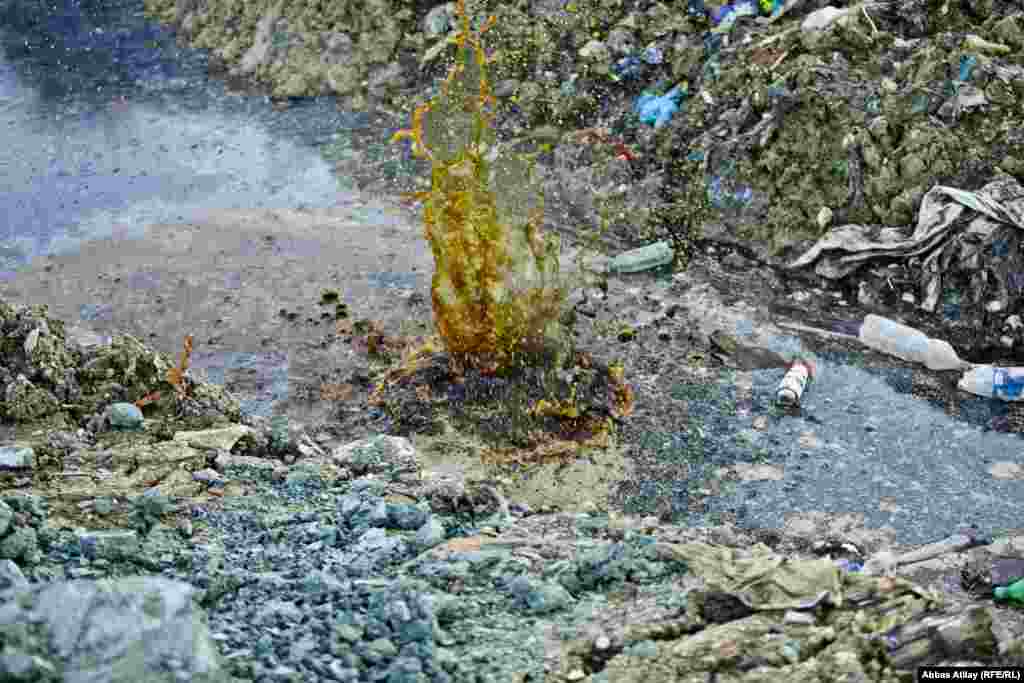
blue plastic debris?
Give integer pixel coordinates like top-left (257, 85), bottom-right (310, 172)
top-left (703, 31), bottom-right (724, 55)
top-left (642, 46), bottom-right (664, 65)
top-left (612, 47), bottom-right (663, 80)
top-left (707, 175), bottom-right (753, 208)
top-left (959, 54), bottom-right (977, 82)
top-left (635, 85), bottom-right (686, 128)
top-left (835, 559), bottom-right (863, 573)
top-left (710, 0), bottom-right (758, 32)
top-left (560, 74), bottom-right (578, 97)
top-left (612, 55), bottom-right (644, 79)
top-left (702, 32), bottom-right (724, 81)
top-left (109, 402), bottom-right (145, 431)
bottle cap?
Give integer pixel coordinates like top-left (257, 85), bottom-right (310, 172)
top-left (793, 357), bottom-right (817, 380)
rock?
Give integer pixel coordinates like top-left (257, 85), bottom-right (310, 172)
top-left (0, 576), bottom-right (229, 683)
top-left (578, 40), bottom-right (610, 62)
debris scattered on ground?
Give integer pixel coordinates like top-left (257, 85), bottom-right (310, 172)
top-left (6, 0), bottom-right (1024, 677)
top-left (2, 292), bottom-right (1024, 681)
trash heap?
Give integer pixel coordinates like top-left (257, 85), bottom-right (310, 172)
top-left (141, 0), bottom-right (1024, 348)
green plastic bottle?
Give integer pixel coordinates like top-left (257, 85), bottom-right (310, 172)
top-left (994, 578), bottom-right (1024, 604)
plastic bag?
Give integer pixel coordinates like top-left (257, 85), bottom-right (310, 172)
top-left (634, 85), bottom-right (685, 128)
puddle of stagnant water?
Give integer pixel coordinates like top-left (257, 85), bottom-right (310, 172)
top-left (0, 0), bottom-right (436, 423)
top-left (0, 203), bottom-right (440, 425)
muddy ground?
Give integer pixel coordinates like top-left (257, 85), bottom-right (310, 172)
top-left (2, 194), bottom-right (1004, 523)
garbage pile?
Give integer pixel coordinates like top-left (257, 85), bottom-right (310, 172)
top-left (140, 0), bottom-right (1024, 352)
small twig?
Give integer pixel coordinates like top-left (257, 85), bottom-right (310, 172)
top-left (861, 5), bottom-right (878, 35)
top-left (754, 25), bottom-right (798, 49)
top-left (777, 321), bottom-right (858, 342)
top-left (769, 50), bottom-right (789, 71)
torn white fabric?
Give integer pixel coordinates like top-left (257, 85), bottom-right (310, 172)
top-left (787, 176), bottom-right (1024, 312)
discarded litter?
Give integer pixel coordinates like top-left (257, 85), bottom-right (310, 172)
top-left (861, 531), bottom-right (989, 576)
top-left (707, 175), bottom-right (753, 209)
top-left (787, 177), bottom-right (1024, 313)
top-left (641, 46), bottom-right (663, 65)
top-left (612, 55), bottom-right (644, 80)
top-left (959, 54), bottom-right (978, 82)
top-left (801, 6), bottom-right (852, 33)
top-left (686, 0), bottom-right (707, 19)
top-left (759, 0), bottom-right (785, 18)
top-left (609, 240), bottom-right (675, 274)
top-left (991, 557), bottom-right (1024, 587)
top-left (709, 0), bottom-right (758, 32)
top-left (994, 577), bottom-right (1024, 605)
top-left (835, 558), bottom-right (863, 573)
top-left (958, 365), bottom-right (1024, 401)
top-left (634, 85), bottom-right (686, 128)
top-left (858, 314), bottom-right (970, 371)
top-left (776, 356), bottom-right (815, 406)
top-left (609, 46), bottom-right (663, 80)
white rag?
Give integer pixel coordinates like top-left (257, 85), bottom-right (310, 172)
top-left (786, 176), bottom-right (1024, 312)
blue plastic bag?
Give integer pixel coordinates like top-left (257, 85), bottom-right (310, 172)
top-left (707, 175), bottom-right (753, 208)
top-left (959, 54), bottom-right (977, 82)
top-left (634, 86), bottom-right (685, 128)
top-left (612, 55), bottom-right (644, 79)
top-left (642, 46), bottom-right (663, 65)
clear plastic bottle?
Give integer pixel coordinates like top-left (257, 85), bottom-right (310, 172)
top-left (858, 314), bottom-right (968, 371)
top-left (958, 365), bottom-right (1024, 401)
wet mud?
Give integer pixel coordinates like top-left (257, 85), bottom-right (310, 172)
top-left (0, 202), bottom-right (436, 429)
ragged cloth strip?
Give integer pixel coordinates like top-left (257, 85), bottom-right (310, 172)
top-left (787, 176), bottom-right (1024, 312)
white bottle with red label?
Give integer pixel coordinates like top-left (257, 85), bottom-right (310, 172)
top-left (777, 357), bottom-right (816, 405)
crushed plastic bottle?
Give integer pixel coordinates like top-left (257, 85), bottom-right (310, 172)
top-left (994, 577), bottom-right (1024, 604)
top-left (958, 365), bottom-right (1024, 401)
top-left (858, 314), bottom-right (969, 371)
top-left (609, 241), bottom-right (674, 273)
